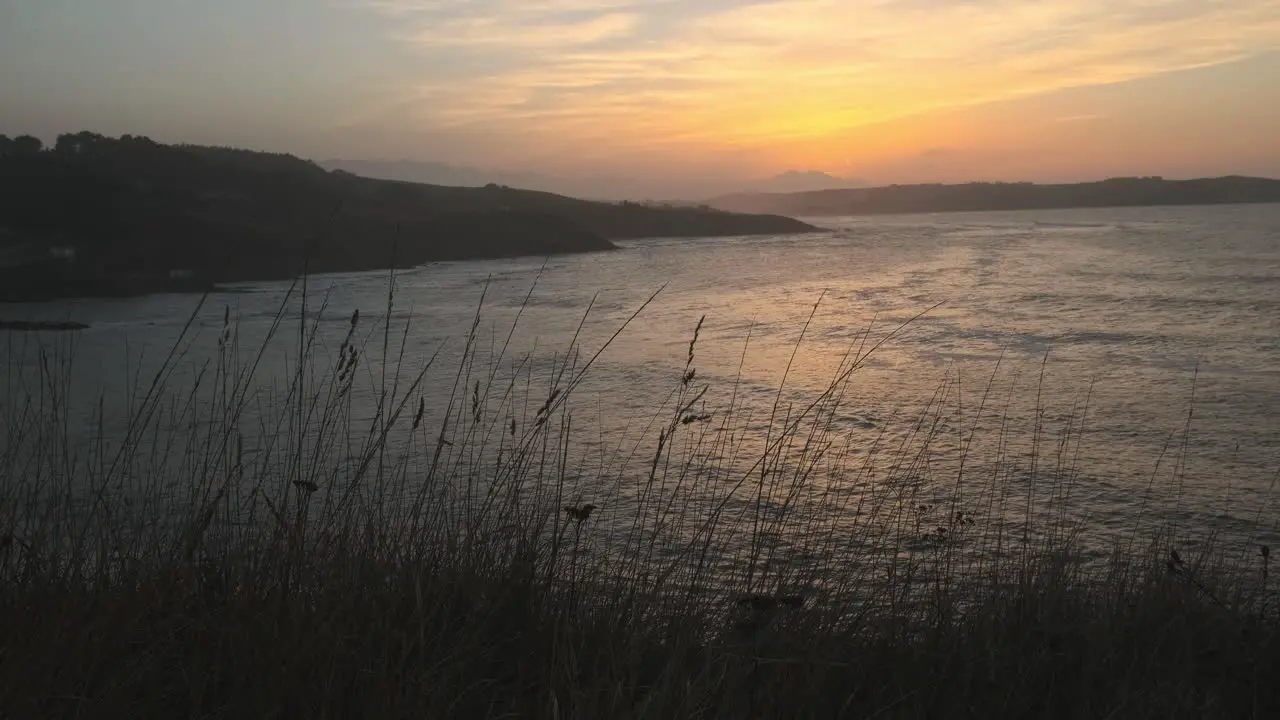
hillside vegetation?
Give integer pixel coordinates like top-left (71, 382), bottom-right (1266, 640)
top-left (0, 132), bottom-right (815, 301)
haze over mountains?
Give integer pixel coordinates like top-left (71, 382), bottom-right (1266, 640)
top-left (321, 157), bottom-right (1280, 217)
top-left (321, 159), bottom-right (866, 203)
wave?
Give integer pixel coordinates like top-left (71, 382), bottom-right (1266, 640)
top-left (1034, 221), bottom-right (1113, 229)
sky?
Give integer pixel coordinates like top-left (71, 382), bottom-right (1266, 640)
top-left (2, 0), bottom-right (1279, 198)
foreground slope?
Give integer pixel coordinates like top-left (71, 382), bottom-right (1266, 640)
top-left (0, 132), bottom-right (815, 301)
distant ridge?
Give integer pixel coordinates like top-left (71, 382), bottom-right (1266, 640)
top-left (741, 170), bottom-right (867, 194)
top-left (707, 176), bottom-right (1280, 216)
top-left (321, 159), bottom-right (867, 201)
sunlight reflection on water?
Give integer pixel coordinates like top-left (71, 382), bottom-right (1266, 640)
top-left (5, 203), bottom-right (1280, 554)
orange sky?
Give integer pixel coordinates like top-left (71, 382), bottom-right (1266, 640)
top-left (2, 0), bottom-right (1279, 198)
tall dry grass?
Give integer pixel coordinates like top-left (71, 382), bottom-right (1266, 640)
top-left (1, 277), bottom-right (1278, 719)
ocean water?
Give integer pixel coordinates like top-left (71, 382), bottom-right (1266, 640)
top-left (5, 203), bottom-right (1280, 554)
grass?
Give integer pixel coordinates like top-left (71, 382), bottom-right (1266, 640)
top-left (2, 276), bottom-right (1279, 719)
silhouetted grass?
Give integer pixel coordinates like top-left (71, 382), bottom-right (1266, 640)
top-left (2, 280), bottom-right (1278, 719)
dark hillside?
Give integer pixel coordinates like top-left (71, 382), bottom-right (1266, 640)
top-left (338, 179), bottom-right (817, 239)
top-left (0, 132), bottom-right (815, 301)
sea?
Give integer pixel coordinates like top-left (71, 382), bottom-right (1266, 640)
top-left (5, 202), bottom-right (1280, 560)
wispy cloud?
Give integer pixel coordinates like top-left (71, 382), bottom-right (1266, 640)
top-left (405, 11), bottom-right (641, 48)
top-left (354, 0), bottom-right (1280, 161)
top-left (1055, 114), bottom-right (1107, 123)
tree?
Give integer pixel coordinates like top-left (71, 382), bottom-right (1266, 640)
top-left (0, 135), bottom-right (12, 156)
top-left (11, 135), bottom-right (44, 155)
top-left (55, 131), bottom-right (106, 154)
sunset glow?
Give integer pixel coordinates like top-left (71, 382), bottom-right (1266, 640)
top-left (3, 0), bottom-right (1279, 197)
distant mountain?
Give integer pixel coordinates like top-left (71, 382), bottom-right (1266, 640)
top-left (707, 176), bottom-right (1280, 216)
top-left (744, 170), bottom-right (867, 194)
top-left (0, 132), bottom-right (817, 301)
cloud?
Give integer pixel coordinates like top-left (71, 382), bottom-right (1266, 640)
top-left (351, 0), bottom-right (1280, 163)
top-left (405, 11), bottom-right (641, 48)
top-left (361, 0), bottom-right (646, 14)
top-left (1055, 114), bottom-right (1107, 123)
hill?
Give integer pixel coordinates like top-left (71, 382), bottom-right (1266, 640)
top-left (0, 132), bottom-right (815, 301)
top-left (321, 158), bottom-right (868, 201)
top-left (707, 176), bottom-right (1280, 217)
